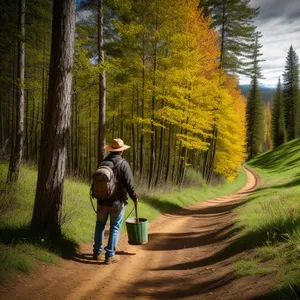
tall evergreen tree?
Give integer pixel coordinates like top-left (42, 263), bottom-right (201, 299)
top-left (246, 33), bottom-right (264, 157)
top-left (283, 45), bottom-right (300, 141)
top-left (272, 78), bottom-right (286, 147)
top-left (31, 0), bottom-right (76, 235)
top-left (201, 0), bottom-right (259, 75)
top-left (97, 0), bottom-right (106, 164)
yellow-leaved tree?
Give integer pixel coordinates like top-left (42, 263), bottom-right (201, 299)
top-left (214, 77), bottom-right (247, 180)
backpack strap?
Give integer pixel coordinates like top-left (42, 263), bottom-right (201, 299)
top-left (111, 158), bottom-right (125, 170)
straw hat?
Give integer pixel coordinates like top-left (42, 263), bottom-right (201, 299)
top-left (104, 138), bottom-right (131, 152)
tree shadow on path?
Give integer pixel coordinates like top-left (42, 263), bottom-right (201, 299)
top-left (116, 190), bottom-right (277, 300)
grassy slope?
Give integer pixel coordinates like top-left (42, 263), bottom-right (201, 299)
top-left (234, 138), bottom-right (300, 299)
top-left (0, 162), bottom-right (247, 282)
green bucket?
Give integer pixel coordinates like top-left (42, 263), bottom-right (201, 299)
top-left (126, 217), bottom-right (148, 245)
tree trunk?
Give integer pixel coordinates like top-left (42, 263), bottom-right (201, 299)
top-left (176, 142), bottom-right (183, 185)
top-left (7, 0), bottom-right (25, 182)
top-left (0, 96), bottom-right (3, 150)
top-left (112, 83), bottom-right (116, 140)
top-left (165, 124), bottom-right (172, 183)
top-left (30, 0), bottom-right (75, 235)
top-left (148, 14), bottom-right (158, 190)
top-left (34, 102), bottom-right (39, 161)
top-left (97, 0), bottom-right (106, 165)
top-left (139, 37), bottom-right (145, 180)
top-left (179, 146), bottom-right (187, 191)
top-left (155, 125), bottom-right (164, 187)
top-left (207, 126), bottom-right (218, 183)
top-left (74, 91), bottom-right (79, 174)
top-left (25, 89), bottom-right (29, 160)
top-left (30, 96), bottom-right (35, 159)
top-left (171, 127), bottom-right (178, 182)
top-left (120, 95), bottom-right (124, 138)
top-left (89, 97), bottom-right (92, 177)
top-left (131, 85), bottom-right (136, 175)
top-left (136, 86), bottom-right (139, 173)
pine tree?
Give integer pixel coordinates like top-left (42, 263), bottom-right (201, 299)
top-left (283, 45), bottom-right (300, 141)
top-left (31, 0), bottom-right (76, 235)
top-left (272, 78), bottom-right (286, 147)
top-left (97, 0), bottom-right (106, 164)
top-left (202, 0), bottom-right (259, 75)
top-left (246, 33), bottom-right (264, 157)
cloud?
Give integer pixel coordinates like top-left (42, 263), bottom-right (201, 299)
top-left (240, 0), bottom-right (300, 86)
top-left (251, 0), bottom-right (300, 22)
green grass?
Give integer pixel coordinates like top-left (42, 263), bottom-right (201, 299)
top-left (0, 161), bottom-right (247, 282)
top-left (233, 258), bottom-right (270, 277)
top-left (232, 138), bottom-right (300, 299)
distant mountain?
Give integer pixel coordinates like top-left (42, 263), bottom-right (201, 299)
top-left (239, 85), bottom-right (276, 104)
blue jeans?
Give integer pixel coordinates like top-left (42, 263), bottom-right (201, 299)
top-left (93, 202), bottom-right (125, 257)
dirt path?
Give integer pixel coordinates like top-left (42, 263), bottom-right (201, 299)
top-left (1, 167), bottom-right (274, 300)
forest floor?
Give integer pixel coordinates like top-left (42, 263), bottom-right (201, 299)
top-left (0, 168), bottom-right (276, 300)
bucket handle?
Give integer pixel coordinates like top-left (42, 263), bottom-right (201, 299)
top-left (125, 200), bottom-right (139, 222)
top-left (134, 201), bottom-right (139, 223)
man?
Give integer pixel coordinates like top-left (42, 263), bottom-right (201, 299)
top-left (93, 138), bottom-right (138, 264)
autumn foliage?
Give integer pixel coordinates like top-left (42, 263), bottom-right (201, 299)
top-left (0, 0), bottom-right (247, 186)
top-left (75, 0), bottom-right (246, 183)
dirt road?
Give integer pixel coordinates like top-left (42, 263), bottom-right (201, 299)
top-left (1, 167), bottom-right (273, 300)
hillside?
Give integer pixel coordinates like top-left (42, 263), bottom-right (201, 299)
top-left (239, 84), bottom-right (276, 104)
top-left (235, 138), bottom-right (300, 298)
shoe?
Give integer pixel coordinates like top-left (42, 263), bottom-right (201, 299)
top-left (93, 251), bottom-right (102, 261)
top-left (104, 255), bottom-right (120, 265)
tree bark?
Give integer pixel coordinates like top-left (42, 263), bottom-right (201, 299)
top-left (89, 97), bottom-right (92, 177)
top-left (148, 12), bottom-right (158, 190)
top-left (112, 83), bottom-right (116, 140)
top-left (7, 0), bottom-right (25, 182)
top-left (34, 102), bottom-right (39, 161)
top-left (179, 146), bottom-right (187, 191)
top-left (131, 85), bottom-right (136, 175)
top-left (29, 96), bottom-right (35, 158)
top-left (97, 0), bottom-right (106, 165)
top-left (139, 37), bottom-right (145, 180)
top-left (165, 124), bottom-right (172, 183)
top-left (0, 97), bottom-right (3, 150)
top-left (155, 126), bottom-right (164, 187)
top-left (25, 89), bottom-right (29, 160)
top-left (30, 0), bottom-right (75, 235)
top-left (74, 90), bottom-right (79, 174)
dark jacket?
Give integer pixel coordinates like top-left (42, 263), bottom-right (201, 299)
top-left (98, 152), bottom-right (137, 206)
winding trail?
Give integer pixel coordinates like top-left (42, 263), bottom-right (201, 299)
top-left (1, 167), bottom-right (274, 300)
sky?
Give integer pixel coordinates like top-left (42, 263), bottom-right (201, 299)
top-left (239, 0), bottom-right (300, 87)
